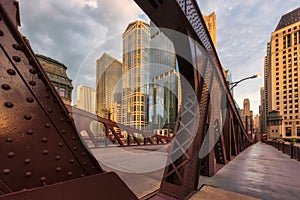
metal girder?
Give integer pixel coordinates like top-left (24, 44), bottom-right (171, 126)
top-left (0, 1), bottom-right (140, 199)
top-left (134, 0), bottom-right (252, 199)
top-left (0, 0), bottom-right (105, 194)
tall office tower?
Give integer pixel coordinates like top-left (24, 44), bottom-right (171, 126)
top-left (77, 85), bottom-right (95, 114)
top-left (203, 12), bottom-right (217, 48)
top-left (262, 42), bottom-right (271, 135)
top-left (96, 53), bottom-right (122, 122)
top-left (240, 99), bottom-right (253, 133)
top-left (149, 22), bottom-right (180, 133)
top-left (260, 87), bottom-right (266, 135)
top-left (122, 20), bottom-right (150, 131)
top-left (36, 54), bottom-right (73, 105)
top-left (270, 7), bottom-right (300, 138)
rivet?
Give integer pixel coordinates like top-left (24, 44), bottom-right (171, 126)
top-left (24, 114), bottom-right (32, 120)
top-left (45, 123), bottom-right (50, 128)
top-left (45, 94), bottom-right (50, 99)
top-left (4, 102), bottom-right (14, 108)
top-left (83, 162), bottom-right (87, 166)
top-left (12, 44), bottom-right (22, 51)
top-left (7, 152), bottom-right (15, 158)
top-left (25, 172), bottom-right (32, 177)
top-left (91, 166), bottom-right (95, 170)
top-left (61, 129), bottom-right (66, 134)
top-left (58, 142), bottom-right (63, 147)
top-left (73, 146), bottom-right (77, 151)
top-left (29, 81), bottom-right (36, 86)
top-left (3, 169), bottom-right (10, 175)
top-left (37, 73), bottom-right (42, 79)
top-left (12, 56), bottom-right (21, 62)
top-left (24, 159), bottom-right (31, 164)
top-left (72, 136), bottom-right (76, 140)
top-left (81, 174), bottom-right (85, 177)
top-left (7, 69), bottom-right (16, 75)
top-left (47, 109), bottom-right (53, 113)
top-left (56, 167), bottom-right (62, 172)
top-left (42, 138), bottom-right (47, 143)
top-left (43, 150), bottom-right (49, 155)
top-left (26, 130), bottom-right (34, 135)
top-left (29, 68), bottom-right (37, 74)
top-left (6, 137), bottom-right (13, 143)
top-left (40, 177), bottom-right (46, 182)
top-left (55, 156), bottom-right (61, 161)
top-left (1, 84), bottom-right (11, 90)
top-left (26, 97), bottom-right (34, 103)
top-left (60, 118), bottom-right (65, 122)
top-left (82, 152), bottom-right (86, 156)
top-left (0, 30), bottom-right (4, 36)
top-left (67, 172), bottom-right (72, 176)
top-left (69, 159), bottom-right (74, 164)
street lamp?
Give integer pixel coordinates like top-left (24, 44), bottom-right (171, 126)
top-left (229, 74), bottom-right (262, 90)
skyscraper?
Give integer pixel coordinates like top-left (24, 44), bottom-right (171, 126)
top-left (269, 7), bottom-right (300, 138)
top-left (240, 98), bottom-right (253, 134)
top-left (260, 87), bottom-right (266, 135)
top-left (203, 12), bottom-right (217, 48)
top-left (122, 20), bottom-right (150, 131)
top-left (149, 22), bottom-right (180, 133)
top-left (96, 53), bottom-right (122, 122)
top-left (77, 85), bottom-right (95, 113)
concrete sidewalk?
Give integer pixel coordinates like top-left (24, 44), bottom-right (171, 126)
top-left (198, 142), bottom-right (300, 200)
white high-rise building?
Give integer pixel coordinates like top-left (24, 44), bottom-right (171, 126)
top-left (77, 85), bottom-right (96, 114)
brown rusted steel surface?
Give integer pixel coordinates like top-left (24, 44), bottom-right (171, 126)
top-left (68, 106), bottom-right (172, 147)
top-left (0, 172), bottom-right (138, 200)
top-left (0, 1), bottom-right (139, 198)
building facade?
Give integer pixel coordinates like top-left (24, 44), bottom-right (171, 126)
top-left (269, 7), bottom-right (300, 138)
top-left (149, 22), bottom-right (181, 133)
top-left (267, 110), bottom-right (283, 139)
top-left (76, 85), bottom-right (95, 114)
top-left (36, 54), bottom-right (73, 105)
top-left (122, 20), bottom-right (150, 131)
top-left (203, 12), bottom-right (217, 48)
top-left (96, 53), bottom-right (122, 122)
top-left (260, 87), bottom-right (266, 135)
top-left (240, 99), bottom-right (253, 134)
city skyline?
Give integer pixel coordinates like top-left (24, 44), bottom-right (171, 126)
top-left (18, 0), bottom-right (300, 115)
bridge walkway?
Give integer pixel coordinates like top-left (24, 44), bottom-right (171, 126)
top-left (198, 142), bottom-right (300, 200)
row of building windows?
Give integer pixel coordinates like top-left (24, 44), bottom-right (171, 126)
top-left (275, 25), bottom-right (300, 37)
top-left (285, 127), bottom-right (300, 137)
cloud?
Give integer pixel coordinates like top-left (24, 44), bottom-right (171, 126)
top-left (19, 0), bottom-right (144, 104)
top-left (19, 0), bottom-right (300, 113)
top-left (198, 0), bottom-right (300, 114)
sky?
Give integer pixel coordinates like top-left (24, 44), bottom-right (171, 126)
top-left (18, 0), bottom-right (300, 115)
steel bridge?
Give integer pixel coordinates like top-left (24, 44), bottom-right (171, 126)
top-left (0, 0), bottom-right (253, 199)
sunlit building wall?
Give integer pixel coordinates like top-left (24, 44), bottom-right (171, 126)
top-left (270, 7), bottom-right (300, 138)
top-left (96, 53), bottom-right (122, 121)
top-left (122, 20), bottom-right (150, 131)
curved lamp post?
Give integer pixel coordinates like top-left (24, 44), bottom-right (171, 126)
top-left (229, 74), bottom-right (262, 90)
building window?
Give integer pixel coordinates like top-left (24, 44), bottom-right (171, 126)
top-left (286, 127), bottom-right (292, 136)
top-left (297, 127), bottom-right (300, 137)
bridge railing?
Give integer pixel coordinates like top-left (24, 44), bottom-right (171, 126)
top-left (267, 140), bottom-right (300, 161)
top-left (67, 106), bottom-right (172, 148)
